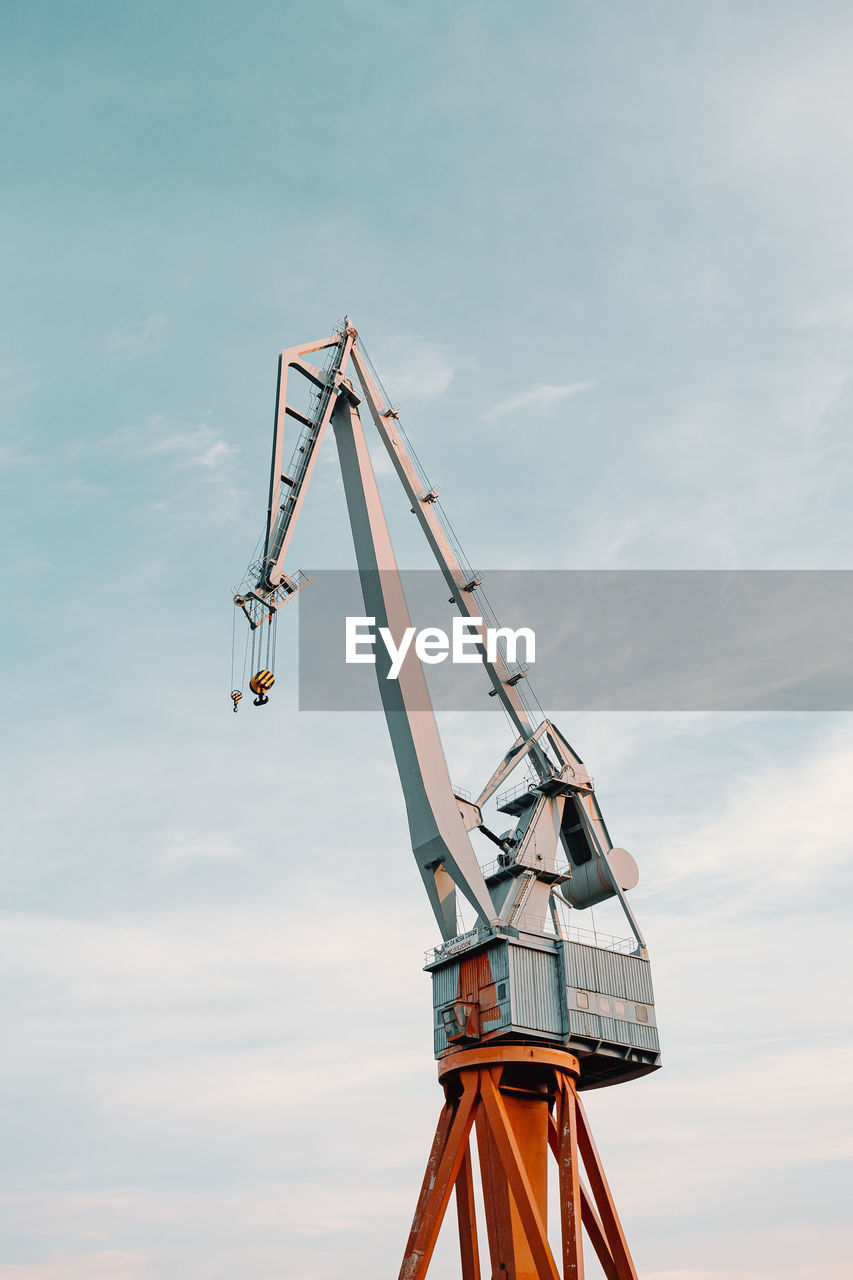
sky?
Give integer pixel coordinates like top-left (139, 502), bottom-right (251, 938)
top-left (1, 1), bottom-right (852, 1277)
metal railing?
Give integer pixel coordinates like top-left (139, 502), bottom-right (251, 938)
top-left (495, 778), bottom-right (540, 810)
top-left (513, 914), bottom-right (635, 953)
top-left (480, 851), bottom-right (571, 881)
top-left (495, 769), bottom-right (595, 811)
top-left (234, 567), bottom-right (311, 628)
top-left (423, 919), bottom-right (635, 966)
top-left (424, 926), bottom-right (480, 966)
top-left (565, 925), bottom-right (636, 953)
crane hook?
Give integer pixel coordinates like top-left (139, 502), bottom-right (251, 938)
top-left (249, 669), bottom-right (275, 707)
top-left (231, 689), bottom-right (243, 713)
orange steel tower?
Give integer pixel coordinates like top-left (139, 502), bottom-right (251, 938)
top-left (233, 320), bottom-right (660, 1278)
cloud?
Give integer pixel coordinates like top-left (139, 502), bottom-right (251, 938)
top-left (198, 438), bottom-right (236, 468)
top-left (96, 416), bottom-right (243, 522)
top-left (723, 35), bottom-right (853, 210)
top-left (153, 830), bottom-right (253, 872)
top-left (108, 314), bottom-right (167, 355)
top-left (643, 1273), bottom-right (720, 1280)
top-left (0, 360), bottom-right (49, 401)
top-left (652, 728), bottom-right (853, 906)
top-left (0, 1253), bottom-right (151, 1280)
top-left (482, 380), bottom-right (595, 421)
top-left (1, 710), bottom-right (851, 1278)
top-left (371, 339), bottom-right (459, 401)
top-left (117, 417), bottom-right (238, 470)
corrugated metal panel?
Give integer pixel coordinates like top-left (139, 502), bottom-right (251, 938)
top-left (508, 944), bottom-right (563, 1034)
top-left (627, 1022), bottom-right (660, 1051)
top-left (430, 943), bottom-right (510, 1010)
top-left (432, 959), bottom-right (460, 1007)
top-left (432, 942), bottom-right (512, 1054)
top-left (568, 1011), bottom-right (615, 1043)
top-left (563, 942), bottom-right (654, 1005)
top-left (429, 938), bottom-right (658, 1059)
top-left (485, 1000), bottom-right (511, 1036)
top-left (488, 944), bottom-right (510, 984)
top-left (597, 1015), bottom-right (618, 1042)
top-left (569, 1009), bottom-right (659, 1049)
top-left (568, 1009), bottom-right (601, 1039)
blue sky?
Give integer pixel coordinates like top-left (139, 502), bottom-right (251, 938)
top-left (1, 2), bottom-right (852, 1278)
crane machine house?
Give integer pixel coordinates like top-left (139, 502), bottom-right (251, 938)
top-left (232, 319), bottom-right (660, 1094)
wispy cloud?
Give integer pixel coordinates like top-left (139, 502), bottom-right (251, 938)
top-left (108, 416), bottom-right (238, 471)
top-left (154, 829), bottom-right (252, 872)
top-left (373, 338), bottom-right (463, 401)
top-left (108, 314), bottom-right (167, 355)
top-left (653, 729), bottom-right (853, 906)
top-left (0, 1253), bottom-right (152, 1280)
top-left (482, 380), bottom-right (595, 421)
top-left (99, 416), bottom-right (243, 522)
top-left (0, 360), bottom-right (49, 401)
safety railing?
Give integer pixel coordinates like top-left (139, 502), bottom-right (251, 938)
top-left (424, 918), bottom-right (635, 966)
top-left (480, 850), bottom-right (571, 881)
top-left (495, 769), bottom-right (595, 811)
top-left (495, 778), bottom-right (540, 810)
top-left (424, 926), bottom-right (480, 966)
top-left (565, 925), bottom-right (636, 954)
top-left (512, 914), bottom-right (635, 952)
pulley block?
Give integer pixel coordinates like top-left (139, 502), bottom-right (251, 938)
top-left (249, 669), bottom-right (275, 706)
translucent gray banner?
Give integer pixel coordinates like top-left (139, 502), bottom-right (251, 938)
top-left (296, 570), bottom-right (853, 711)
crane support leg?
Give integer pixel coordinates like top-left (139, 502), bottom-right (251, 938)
top-left (398, 1047), bottom-right (639, 1280)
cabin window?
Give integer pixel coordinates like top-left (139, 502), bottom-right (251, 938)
top-left (636, 1003), bottom-right (649, 1023)
top-left (614, 1000), bottom-right (626, 1018)
top-left (599, 996), bottom-right (611, 1014)
top-left (497, 983), bottom-right (507, 1001)
top-left (576, 991), bottom-right (589, 1009)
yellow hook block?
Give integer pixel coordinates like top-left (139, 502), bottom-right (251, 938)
top-left (249, 670), bottom-right (275, 705)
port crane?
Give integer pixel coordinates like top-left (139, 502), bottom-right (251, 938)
top-left (233, 320), bottom-right (660, 1280)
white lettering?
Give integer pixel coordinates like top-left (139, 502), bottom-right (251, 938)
top-left (346, 616), bottom-right (376, 663)
top-left (379, 625), bottom-right (416, 679)
top-left (344, 616), bottom-right (536, 677)
top-left (453, 616), bottom-right (484, 664)
top-left (415, 627), bottom-right (450, 664)
top-left (486, 626), bottom-right (536, 665)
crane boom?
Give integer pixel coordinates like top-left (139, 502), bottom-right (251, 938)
top-left (349, 342), bottom-right (543, 749)
top-left (332, 389), bottom-right (494, 937)
top-left (264, 327), bottom-right (354, 587)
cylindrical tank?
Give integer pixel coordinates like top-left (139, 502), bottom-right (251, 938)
top-left (564, 846), bottom-right (639, 909)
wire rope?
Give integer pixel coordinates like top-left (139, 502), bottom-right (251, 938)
top-left (240, 621), bottom-right (250, 691)
top-left (359, 337), bottom-right (548, 734)
top-left (230, 603), bottom-right (237, 691)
